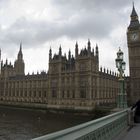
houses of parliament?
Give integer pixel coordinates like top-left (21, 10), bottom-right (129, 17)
top-left (0, 41), bottom-right (119, 111)
top-left (0, 5), bottom-right (139, 111)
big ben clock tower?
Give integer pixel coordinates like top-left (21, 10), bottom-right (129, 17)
top-left (127, 4), bottom-right (140, 104)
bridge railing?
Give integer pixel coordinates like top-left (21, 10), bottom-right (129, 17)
top-left (32, 109), bottom-right (132, 140)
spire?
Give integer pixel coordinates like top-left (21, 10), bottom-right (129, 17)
top-left (100, 66), bottom-right (102, 72)
top-left (88, 39), bottom-right (91, 48)
top-left (59, 45), bottom-right (62, 56)
top-left (49, 47), bottom-right (52, 60)
top-left (95, 43), bottom-right (98, 56)
top-left (68, 49), bottom-right (71, 60)
top-left (75, 41), bottom-right (78, 48)
top-left (0, 48), bottom-right (1, 61)
top-left (128, 3), bottom-right (140, 30)
top-left (87, 39), bottom-right (91, 54)
top-left (131, 2), bottom-right (137, 17)
top-left (18, 42), bottom-right (23, 60)
top-left (14, 42), bottom-right (25, 75)
top-left (75, 41), bottom-right (78, 58)
top-left (20, 42), bottom-right (22, 52)
top-left (6, 59), bottom-right (8, 65)
top-left (1, 60), bottom-right (3, 68)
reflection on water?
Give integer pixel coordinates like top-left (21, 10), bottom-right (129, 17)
top-left (0, 106), bottom-right (92, 140)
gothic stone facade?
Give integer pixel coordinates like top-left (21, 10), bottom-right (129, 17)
top-left (0, 40), bottom-right (119, 111)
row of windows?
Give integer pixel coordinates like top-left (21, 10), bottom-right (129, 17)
top-left (4, 90), bottom-right (47, 98)
top-left (2, 84), bottom-right (118, 100)
top-left (98, 91), bottom-right (117, 98)
top-left (99, 80), bottom-right (118, 87)
top-left (51, 89), bottom-right (116, 99)
top-left (3, 89), bottom-right (117, 99)
top-left (7, 81), bottom-right (47, 88)
top-left (6, 77), bottom-right (118, 89)
top-left (52, 90), bottom-right (86, 99)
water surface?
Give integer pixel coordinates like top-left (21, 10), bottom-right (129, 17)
top-left (0, 106), bottom-right (93, 140)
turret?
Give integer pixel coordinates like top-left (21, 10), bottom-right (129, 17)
top-left (92, 48), bottom-right (94, 56)
top-left (49, 47), bottom-right (52, 61)
top-left (87, 39), bottom-right (91, 55)
top-left (75, 41), bottom-right (78, 58)
top-left (95, 44), bottom-right (99, 57)
top-left (100, 66), bottom-right (102, 72)
top-left (95, 44), bottom-right (99, 72)
top-left (1, 60), bottom-right (3, 69)
top-left (68, 49), bottom-right (71, 60)
top-left (59, 45), bottom-right (62, 56)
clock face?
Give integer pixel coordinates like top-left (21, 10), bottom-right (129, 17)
top-left (131, 33), bottom-right (139, 41)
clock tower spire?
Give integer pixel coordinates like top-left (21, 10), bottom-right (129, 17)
top-left (128, 2), bottom-right (140, 30)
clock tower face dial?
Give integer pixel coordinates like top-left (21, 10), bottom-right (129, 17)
top-left (131, 33), bottom-right (139, 41)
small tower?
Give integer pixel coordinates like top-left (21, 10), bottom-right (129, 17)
top-left (59, 45), bottom-right (62, 56)
top-left (68, 49), bottom-right (71, 60)
top-left (92, 48), bottom-right (94, 56)
top-left (14, 43), bottom-right (25, 75)
top-left (1, 60), bottom-right (3, 69)
top-left (95, 44), bottom-right (99, 72)
top-left (87, 39), bottom-right (91, 55)
top-left (49, 47), bottom-right (52, 61)
top-left (100, 66), bottom-right (102, 72)
top-left (95, 44), bottom-right (99, 57)
top-left (75, 41), bottom-right (78, 58)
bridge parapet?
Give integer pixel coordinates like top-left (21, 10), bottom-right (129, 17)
top-left (32, 109), bottom-right (132, 140)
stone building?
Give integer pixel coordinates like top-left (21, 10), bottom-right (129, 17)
top-left (0, 40), bottom-right (119, 111)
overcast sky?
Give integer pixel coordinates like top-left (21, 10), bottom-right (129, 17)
top-left (0, 0), bottom-right (139, 75)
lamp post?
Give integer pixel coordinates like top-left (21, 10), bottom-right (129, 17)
top-left (115, 48), bottom-right (127, 108)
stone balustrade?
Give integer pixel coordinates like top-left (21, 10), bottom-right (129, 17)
top-left (32, 109), bottom-right (133, 140)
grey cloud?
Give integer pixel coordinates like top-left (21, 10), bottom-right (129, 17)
top-left (0, 0), bottom-right (139, 74)
top-left (0, 0), bottom-right (139, 51)
top-left (0, 10), bottom-right (123, 49)
top-left (52, 0), bottom-right (130, 12)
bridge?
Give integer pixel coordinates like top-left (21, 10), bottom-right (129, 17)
top-left (32, 109), bottom-right (139, 140)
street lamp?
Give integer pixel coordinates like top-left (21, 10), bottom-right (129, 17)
top-left (115, 48), bottom-right (127, 108)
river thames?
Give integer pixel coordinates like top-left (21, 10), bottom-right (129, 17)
top-left (0, 106), bottom-right (93, 140)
